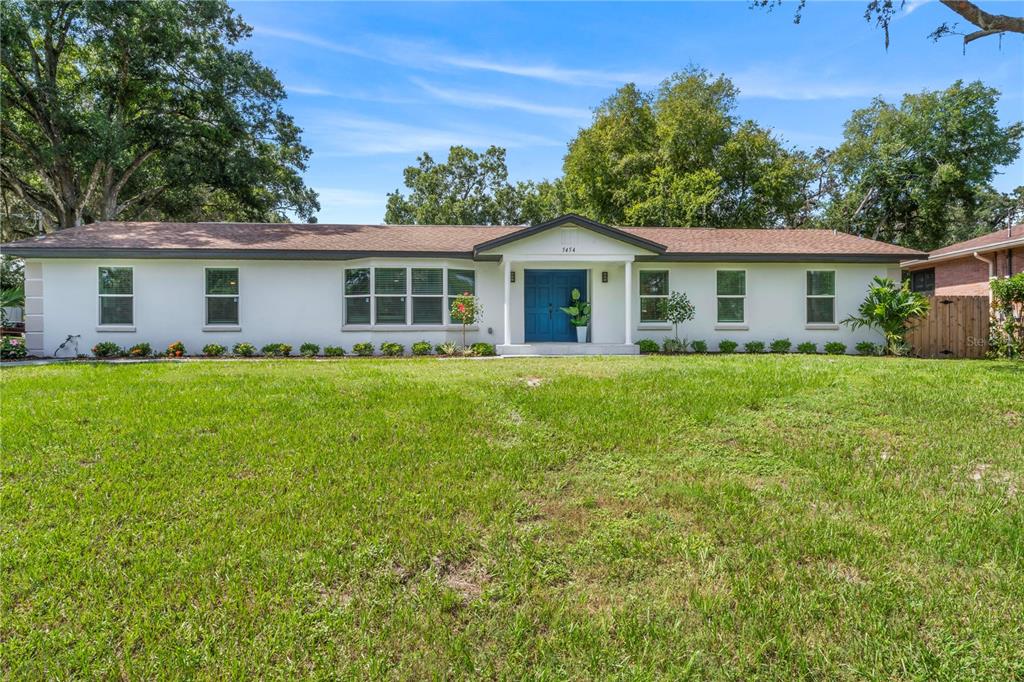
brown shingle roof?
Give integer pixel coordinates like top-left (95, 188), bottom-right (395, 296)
top-left (1, 219), bottom-right (924, 260)
top-left (926, 225), bottom-right (1023, 258)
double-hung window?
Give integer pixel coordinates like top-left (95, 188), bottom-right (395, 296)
top-left (447, 269), bottom-right (476, 323)
top-left (716, 270), bottom-right (746, 324)
top-left (205, 268), bottom-right (239, 325)
top-left (374, 268), bottom-right (407, 324)
top-left (639, 271), bottom-right (669, 322)
top-left (98, 267), bottom-right (133, 326)
top-left (412, 268), bottom-right (443, 324)
top-left (806, 270), bottom-right (836, 324)
top-left (344, 268), bottom-right (371, 324)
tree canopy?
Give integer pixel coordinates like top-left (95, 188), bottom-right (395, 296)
top-left (0, 0), bottom-right (319, 231)
top-left (384, 145), bottom-right (558, 225)
top-left (560, 69), bottom-right (817, 228)
top-left (821, 80), bottom-right (1022, 250)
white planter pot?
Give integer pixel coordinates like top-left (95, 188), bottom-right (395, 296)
top-left (576, 326), bottom-right (587, 343)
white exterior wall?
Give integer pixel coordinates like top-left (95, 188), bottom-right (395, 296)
top-left (28, 235), bottom-right (897, 356)
top-left (33, 258), bottom-right (503, 356)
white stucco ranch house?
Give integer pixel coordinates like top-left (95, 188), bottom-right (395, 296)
top-left (2, 214), bottom-right (925, 357)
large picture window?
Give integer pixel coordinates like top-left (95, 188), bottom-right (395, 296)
top-left (344, 268), bottom-right (371, 324)
top-left (716, 270), bottom-right (746, 323)
top-left (639, 271), bottom-right (669, 322)
top-left (806, 270), bottom-right (836, 324)
top-left (98, 267), bottom-right (133, 325)
top-left (447, 269), bottom-right (476, 323)
top-left (205, 268), bottom-right (239, 325)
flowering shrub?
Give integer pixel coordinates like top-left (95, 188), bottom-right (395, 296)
top-left (690, 340), bottom-right (708, 354)
top-left (93, 341), bottom-right (123, 358)
top-left (824, 341), bottom-right (847, 355)
top-left (299, 342), bottom-right (320, 357)
top-left (324, 345), bottom-right (346, 357)
top-left (637, 339), bottom-right (659, 353)
top-left (744, 341), bottom-right (766, 354)
top-left (128, 342), bottom-right (152, 357)
top-left (352, 342), bottom-right (374, 356)
top-left (412, 341), bottom-right (433, 356)
top-left (718, 340), bottom-right (738, 354)
top-left (203, 343), bottom-right (226, 357)
top-left (770, 339), bottom-right (792, 353)
top-left (166, 341), bottom-right (186, 357)
top-left (261, 343), bottom-right (292, 357)
top-left (796, 342), bottom-right (817, 354)
top-left (989, 272), bottom-right (1024, 359)
top-left (1, 336), bottom-right (27, 360)
top-left (469, 342), bottom-right (495, 357)
top-left (380, 342), bottom-right (404, 357)
top-left (435, 342), bottom-right (458, 356)
top-left (449, 293), bottom-right (481, 347)
top-left (233, 342), bottom-right (256, 357)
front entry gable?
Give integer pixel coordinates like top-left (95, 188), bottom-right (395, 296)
top-left (473, 214), bottom-right (665, 260)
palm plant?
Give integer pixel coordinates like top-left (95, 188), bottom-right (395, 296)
top-left (842, 277), bottom-right (930, 355)
top-left (1, 286), bottom-right (25, 326)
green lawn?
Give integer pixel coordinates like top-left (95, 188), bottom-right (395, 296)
top-left (2, 356), bottom-right (1022, 679)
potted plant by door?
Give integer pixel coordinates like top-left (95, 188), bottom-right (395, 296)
top-left (560, 288), bottom-right (592, 343)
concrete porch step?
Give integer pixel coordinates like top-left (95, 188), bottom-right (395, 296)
top-left (497, 343), bottom-right (639, 356)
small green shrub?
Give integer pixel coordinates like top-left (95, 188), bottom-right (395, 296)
top-left (1, 336), bottom-right (28, 359)
top-left (662, 338), bottom-right (685, 354)
top-left (412, 341), bottom-right (433, 356)
top-left (718, 339), bottom-right (738, 354)
top-left (202, 343), bottom-right (226, 357)
top-left (299, 342), bottom-right (320, 357)
top-left (166, 341), bottom-right (186, 357)
top-left (796, 342), bottom-right (817, 354)
top-left (127, 342), bottom-right (152, 358)
top-left (380, 342), bottom-right (404, 357)
top-left (435, 342), bottom-right (458, 356)
top-left (637, 339), bottom-right (660, 353)
top-left (233, 342), bottom-right (256, 357)
top-left (689, 340), bottom-right (708, 354)
top-left (770, 338), bottom-right (792, 353)
top-left (744, 341), bottom-right (766, 354)
top-left (352, 342), bottom-right (374, 356)
top-left (261, 343), bottom-right (292, 357)
top-left (324, 345), bottom-right (346, 357)
top-left (470, 342), bottom-right (496, 357)
top-left (855, 340), bottom-right (881, 356)
top-left (824, 341), bottom-right (847, 355)
top-left (92, 341), bottom-right (123, 358)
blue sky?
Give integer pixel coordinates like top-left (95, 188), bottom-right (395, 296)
top-left (233, 1), bottom-right (1024, 224)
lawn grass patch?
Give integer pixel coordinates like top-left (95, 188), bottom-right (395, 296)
top-left (2, 356), bottom-right (1022, 679)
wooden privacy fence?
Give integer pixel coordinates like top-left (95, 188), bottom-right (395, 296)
top-left (906, 295), bottom-right (989, 359)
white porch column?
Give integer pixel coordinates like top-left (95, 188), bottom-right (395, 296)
top-left (503, 258), bottom-right (512, 346)
top-left (623, 259), bottom-right (633, 345)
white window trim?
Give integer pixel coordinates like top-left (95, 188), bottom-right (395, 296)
top-left (342, 265), bottom-right (476, 329)
top-left (97, 265), bottom-right (134, 328)
top-left (205, 267), bottom-right (240, 327)
top-left (716, 269), bottom-right (747, 325)
top-left (638, 269), bottom-right (669, 323)
top-left (806, 270), bottom-right (836, 326)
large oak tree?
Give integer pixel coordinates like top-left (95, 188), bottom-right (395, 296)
top-left (0, 0), bottom-right (318, 231)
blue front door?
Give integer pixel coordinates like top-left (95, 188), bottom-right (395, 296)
top-left (524, 269), bottom-right (588, 342)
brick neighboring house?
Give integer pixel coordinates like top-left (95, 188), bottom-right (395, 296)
top-left (901, 225), bottom-right (1024, 296)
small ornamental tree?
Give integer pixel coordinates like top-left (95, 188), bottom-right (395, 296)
top-left (989, 272), bottom-right (1024, 359)
top-left (842, 277), bottom-right (930, 355)
top-left (450, 293), bottom-right (481, 348)
top-left (665, 291), bottom-right (696, 342)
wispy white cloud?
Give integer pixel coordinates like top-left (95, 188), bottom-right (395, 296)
top-left (254, 26), bottom-right (652, 88)
top-left (306, 113), bottom-right (561, 156)
top-left (902, 0), bottom-right (935, 16)
top-left (731, 66), bottom-right (917, 100)
top-left (284, 83), bottom-right (417, 105)
top-left (285, 84), bottom-right (336, 96)
top-left (412, 78), bottom-right (591, 119)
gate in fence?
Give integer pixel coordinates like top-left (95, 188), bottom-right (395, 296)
top-left (906, 295), bottom-right (989, 359)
